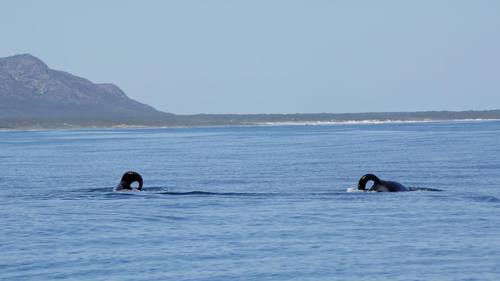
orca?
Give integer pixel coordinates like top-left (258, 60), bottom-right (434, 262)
top-left (114, 171), bottom-right (143, 191)
top-left (358, 174), bottom-right (409, 192)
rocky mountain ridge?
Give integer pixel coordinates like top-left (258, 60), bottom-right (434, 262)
top-left (0, 54), bottom-right (162, 117)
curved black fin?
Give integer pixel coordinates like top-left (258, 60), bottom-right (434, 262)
top-left (120, 171), bottom-right (143, 190)
top-left (358, 174), bottom-right (379, 191)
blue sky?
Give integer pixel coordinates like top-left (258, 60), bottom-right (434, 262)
top-left (1, 0), bottom-right (499, 114)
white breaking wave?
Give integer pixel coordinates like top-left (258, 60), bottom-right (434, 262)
top-left (255, 118), bottom-right (500, 127)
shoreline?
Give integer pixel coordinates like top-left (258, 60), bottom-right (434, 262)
top-left (1, 118), bottom-right (499, 132)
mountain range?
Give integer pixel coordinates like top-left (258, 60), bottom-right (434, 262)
top-left (0, 54), bottom-right (162, 117)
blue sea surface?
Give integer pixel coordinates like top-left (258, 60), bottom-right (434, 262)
top-left (1, 121), bottom-right (500, 280)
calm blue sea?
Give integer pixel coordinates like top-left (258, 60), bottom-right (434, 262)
top-left (1, 121), bottom-right (500, 280)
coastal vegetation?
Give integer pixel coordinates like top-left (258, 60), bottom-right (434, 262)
top-left (2, 110), bottom-right (500, 130)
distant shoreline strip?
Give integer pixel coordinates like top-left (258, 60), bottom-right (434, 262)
top-left (1, 118), bottom-right (500, 132)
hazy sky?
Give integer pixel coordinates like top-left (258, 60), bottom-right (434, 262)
top-left (1, 0), bottom-right (499, 114)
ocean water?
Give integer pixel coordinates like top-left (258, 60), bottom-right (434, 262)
top-left (1, 121), bottom-right (500, 280)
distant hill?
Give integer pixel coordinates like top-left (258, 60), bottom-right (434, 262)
top-left (0, 54), bottom-right (163, 117)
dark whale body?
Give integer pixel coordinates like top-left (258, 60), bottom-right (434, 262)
top-left (358, 174), bottom-right (409, 192)
top-left (114, 171), bottom-right (143, 191)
